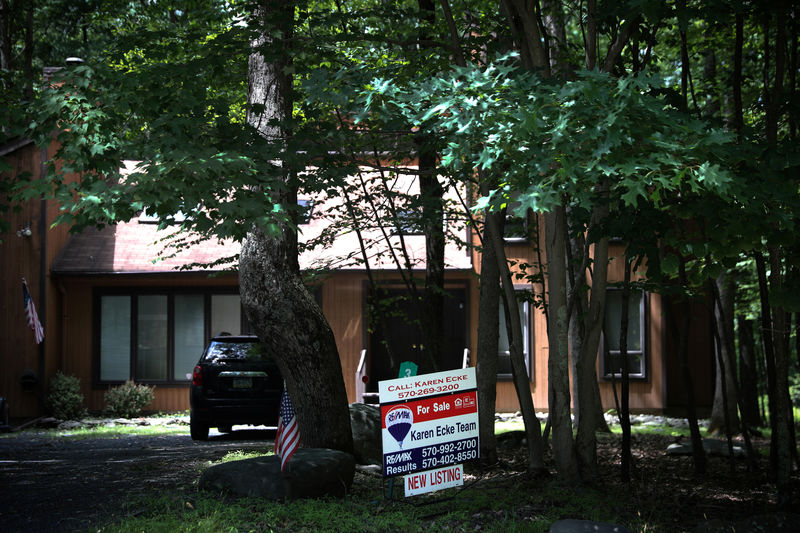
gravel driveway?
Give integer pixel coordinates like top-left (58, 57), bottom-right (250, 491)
top-left (0, 424), bottom-right (276, 532)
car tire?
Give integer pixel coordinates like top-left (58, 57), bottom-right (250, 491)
top-left (190, 416), bottom-right (209, 441)
top-left (218, 425), bottom-right (233, 433)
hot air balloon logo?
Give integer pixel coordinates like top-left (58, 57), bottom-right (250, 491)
top-left (385, 405), bottom-right (414, 449)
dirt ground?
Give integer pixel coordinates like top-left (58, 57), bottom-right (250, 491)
top-left (0, 425), bottom-right (797, 533)
top-left (0, 427), bottom-right (275, 532)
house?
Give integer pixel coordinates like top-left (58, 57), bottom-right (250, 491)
top-left (1, 144), bottom-right (714, 421)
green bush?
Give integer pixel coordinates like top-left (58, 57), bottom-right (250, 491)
top-left (47, 372), bottom-right (88, 420)
top-left (104, 381), bottom-right (155, 418)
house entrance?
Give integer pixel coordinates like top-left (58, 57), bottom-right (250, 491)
top-left (367, 286), bottom-right (467, 391)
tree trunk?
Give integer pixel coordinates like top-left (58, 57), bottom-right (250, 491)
top-left (240, 0), bottom-right (352, 454)
top-left (708, 271), bottom-right (740, 434)
top-left (573, 230), bottom-right (610, 478)
top-left (767, 245), bottom-right (794, 506)
top-left (417, 0), bottom-right (445, 375)
top-left (618, 256), bottom-right (633, 482)
top-left (737, 316), bottom-right (762, 428)
top-left (667, 256), bottom-right (706, 474)
top-left (485, 201), bottom-right (546, 474)
top-left (545, 207), bottom-right (578, 480)
top-left (476, 202), bottom-right (502, 465)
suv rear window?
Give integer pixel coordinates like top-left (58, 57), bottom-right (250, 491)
top-left (203, 341), bottom-right (272, 363)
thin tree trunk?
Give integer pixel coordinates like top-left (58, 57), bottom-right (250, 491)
top-left (668, 256), bottom-right (706, 474)
top-left (737, 316), bottom-right (762, 428)
top-left (754, 251), bottom-right (779, 475)
top-left (545, 207), bottom-right (578, 480)
top-left (618, 256), bottom-right (632, 482)
top-left (476, 183), bottom-right (502, 466)
top-left (417, 0), bottom-right (445, 375)
top-left (708, 272), bottom-right (740, 435)
top-left (240, 0), bottom-right (352, 454)
top-left (485, 203), bottom-right (546, 474)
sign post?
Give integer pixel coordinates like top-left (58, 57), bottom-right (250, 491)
top-left (379, 367), bottom-right (479, 497)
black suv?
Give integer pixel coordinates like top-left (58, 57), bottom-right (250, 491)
top-left (189, 335), bottom-right (283, 440)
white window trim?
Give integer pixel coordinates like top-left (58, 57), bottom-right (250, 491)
top-left (601, 289), bottom-right (647, 379)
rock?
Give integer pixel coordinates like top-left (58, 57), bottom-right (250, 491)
top-left (199, 448), bottom-right (355, 500)
top-left (349, 403), bottom-right (382, 465)
top-left (666, 439), bottom-right (746, 458)
top-left (496, 430), bottom-right (527, 449)
top-left (37, 417), bottom-right (61, 428)
top-left (694, 512), bottom-right (800, 532)
top-left (549, 519), bottom-right (631, 533)
top-left (57, 420), bottom-right (82, 430)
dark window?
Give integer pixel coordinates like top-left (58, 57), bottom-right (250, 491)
top-left (498, 291), bottom-right (531, 379)
top-left (601, 289), bottom-right (647, 379)
top-left (96, 289), bottom-right (243, 385)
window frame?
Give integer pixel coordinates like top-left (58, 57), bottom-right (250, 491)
top-left (497, 287), bottom-right (532, 381)
top-left (93, 286), bottom-right (245, 387)
top-left (600, 288), bottom-right (648, 380)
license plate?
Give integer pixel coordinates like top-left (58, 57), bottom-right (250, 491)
top-left (232, 377), bottom-right (253, 389)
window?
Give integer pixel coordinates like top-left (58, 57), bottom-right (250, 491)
top-left (393, 207), bottom-right (425, 235)
top-left (297, 199), bottom-right (314, 225)
top-left (498, 291), bottom-right (531, 379)
top-left (504, 209), bottom-right (535, 243)
top-left (602, 289), bottom-right (646, 379)
top-left (96, 289), bottom-right (243, 384)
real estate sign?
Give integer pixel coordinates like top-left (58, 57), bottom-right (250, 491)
top-left (379, 367), bottom-right (479, 486)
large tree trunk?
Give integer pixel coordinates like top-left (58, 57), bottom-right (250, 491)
top-left (545, 207), bottom-right (579, 480)
top-left (240, 0), bottom-right (352, 454)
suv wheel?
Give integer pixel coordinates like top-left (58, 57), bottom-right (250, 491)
top-left (190, 415), bottom-right (209, 441)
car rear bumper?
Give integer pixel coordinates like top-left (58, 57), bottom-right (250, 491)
top-left (190, 393), bottom-right (280, 427)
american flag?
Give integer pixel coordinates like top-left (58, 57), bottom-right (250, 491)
top-left (22, 279), bottom-right (44, 344)
top-left (275, 384), bottom-right (299, 472)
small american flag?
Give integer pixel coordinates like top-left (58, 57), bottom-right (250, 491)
top-left (22, 279), bottom-right (44, 344)
top-left (275, 384), bottom-right (299, 472)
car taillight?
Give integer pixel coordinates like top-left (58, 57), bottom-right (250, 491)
top-left (192, 365), bottom-right (202, 386)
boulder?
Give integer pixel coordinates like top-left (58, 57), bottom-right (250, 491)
top-left (549, 519), bottom-right (631, 533)
top-left (199, 448), bottom-right (355, 500)
top-left (349, 402), bottom-right (382, 465)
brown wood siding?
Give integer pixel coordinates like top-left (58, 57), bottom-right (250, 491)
top-left (321, 272), bottom-right (365, 402)
top-left (58, 275), bottom-right (239, 413)
top-left (0, 141), bottom-right (75, 419)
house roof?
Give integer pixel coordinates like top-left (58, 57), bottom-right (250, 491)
top-left (51, 166), bottom-right (473, 276)
top-left (51, 221), bottom-right (238, 275)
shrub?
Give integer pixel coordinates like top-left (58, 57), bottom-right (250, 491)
top-left (105, 381), bottom-right (155, 418)
top-left (47, 372), bottom-right (88, 420)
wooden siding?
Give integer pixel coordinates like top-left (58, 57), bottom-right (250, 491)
top-left (1, 140), bottom-right (74, 419)
top-left (59, 275), bottom-right (239, 413)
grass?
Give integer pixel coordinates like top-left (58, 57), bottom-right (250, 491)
top-left (0, 417), bottom-right (189, 440)
top-left (93, 473), bottom-right (611, 533)
top-left (80, 417), bottom-right (696, 533)
top-left (5, 413), bottom-right (777, 532)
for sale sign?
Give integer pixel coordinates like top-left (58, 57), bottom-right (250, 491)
top-left (379, 367), bottom-right (479, 479)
